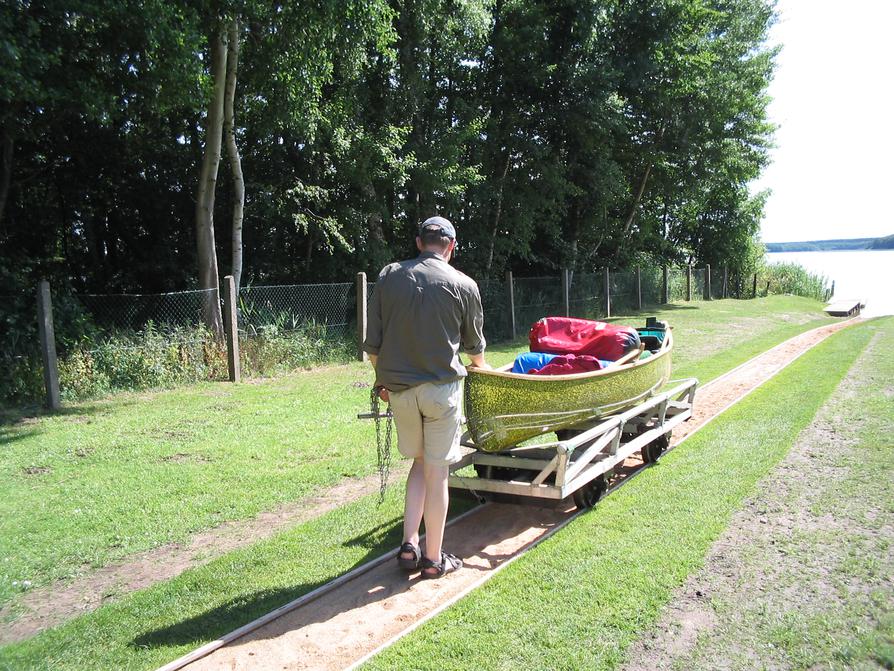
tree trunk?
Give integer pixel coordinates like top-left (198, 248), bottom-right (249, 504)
top-left (620, 162), bottom-right (652, 240)
top-left (224, 19), bottom-right (245, 294)
top-left (0, 124), bottom-right (12, 230)
top-left (485, 152), bottom-right (511, 274)
top-left (194, 26), bottom-right (227, 340)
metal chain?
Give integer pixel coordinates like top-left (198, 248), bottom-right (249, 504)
top-left (370, 387), bottom-right (393, 505)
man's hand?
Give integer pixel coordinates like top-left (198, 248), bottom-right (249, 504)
top-left (377, 387), bottom-right (390, 402)
top-left (467, 353), bottom-right (492, 370)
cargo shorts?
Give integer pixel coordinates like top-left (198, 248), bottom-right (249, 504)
top-left (389, 380), bottom-right (463, 466)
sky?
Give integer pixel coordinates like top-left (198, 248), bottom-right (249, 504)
top-left (753, 0), bottom-right (894, 243)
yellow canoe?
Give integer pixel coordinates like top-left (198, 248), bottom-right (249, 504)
top-left (464, 322), bottom-right (673, 452)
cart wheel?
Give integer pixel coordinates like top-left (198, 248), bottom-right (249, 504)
top-left (642, 433), bottom-right (670, 464)
top-left (572, 475), bottom-right (607, 510)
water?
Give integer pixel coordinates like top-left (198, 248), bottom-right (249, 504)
top-left (767, 250), bottom-right (894, 318)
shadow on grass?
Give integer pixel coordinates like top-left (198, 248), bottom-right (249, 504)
top-left (131, 499), bottom-right (480, 651)
top-left (130, 538), bottom-right (404, 651)
top-left (0, 400), bottom-right (133, 432)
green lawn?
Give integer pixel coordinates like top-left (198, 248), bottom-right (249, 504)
top-left (0, 296), bottom-right (833, 611)
top-left (362, 317), bottom-right (890, 671)
top-left (0, 304), bottom-right (861, 669)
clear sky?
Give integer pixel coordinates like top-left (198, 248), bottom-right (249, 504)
top-left (754, 0), bottom-right (894, 243)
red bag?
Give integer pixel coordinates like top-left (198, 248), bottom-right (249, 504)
top-left (530, 354), bottom-right (603, 375)
top-left (529, 317), bottom-right (640, 361)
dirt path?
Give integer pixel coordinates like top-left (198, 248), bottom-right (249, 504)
top-left (160, 318), bottom-right (858, 671)
top-left (0, 467), bottom-right (409, 644)
top-left (622, 323), bottom-right (893, 670)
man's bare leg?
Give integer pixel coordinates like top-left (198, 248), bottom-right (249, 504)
top-left (422, 460), bottom-right (450, 564)
top-left (400, 458), bottom-right (426, 561)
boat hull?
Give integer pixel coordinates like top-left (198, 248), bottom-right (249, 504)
top-left (464, 335), bottom-right (672, 452)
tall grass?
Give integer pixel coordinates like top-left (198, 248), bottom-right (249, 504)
top-left (758, 261), bottom-right (831, 301)
top-left (2, 323), bottom-right (355, 405)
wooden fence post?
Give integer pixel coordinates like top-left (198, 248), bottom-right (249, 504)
top-left (686, 265), bottom-right (692, 301)
top-left (562, 269), bottom-right (571, 317)
top-left (635, 267), bottom-right (642, 311)
top-left (705, 264), bottom-right (712, 300)
top-left (753, 273), bottom-right (758, 298)
top-left (506, 270), bottom-right (516, 340)
top-left (356, 272), bottom-right (368, 362)
top-left (603, 267), bottom-right (611, 318)
top-left (723, 265), bottom-right (729, 298)
top-left (661, 266), bottom-right (669, 304)
top-left (37, 280), bottom-right (61, 410)
top-left (222, 275), bottom-right (241, 383)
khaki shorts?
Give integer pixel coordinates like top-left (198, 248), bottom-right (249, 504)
top-left (389, 380), bottom-right (463, 466)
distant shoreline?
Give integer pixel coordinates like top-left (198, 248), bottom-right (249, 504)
top-left (765, 235), bottom-right (894, 252)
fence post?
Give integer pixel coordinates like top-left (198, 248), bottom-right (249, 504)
top-left (356, 272), bottom-right (368, 362)
top-left (635, 267), bottom-right (642, 311)
top-left (562, 269), bottom-right (571, 317)
top-left (661, 266), bottom-right (669, 304)
top-left (686, 265), bottom-right (692, 301)
top-left (222, 275), bottom-right (241, 383)
top-left (753, 273), bottom-right (758, 298)
top-left (506, 270), bottom-right (517, 340)
top-left (603, 267), bottom-right (611, 318)
top-left (723, 266), bottom-right (729, 299)
top-left (705, 264), bottom-right (712, 300)
top-left (36, 280), bottom-right (61, 410)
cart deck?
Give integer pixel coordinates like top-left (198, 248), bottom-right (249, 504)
top-left (449, 378), bottom-right (698, 509)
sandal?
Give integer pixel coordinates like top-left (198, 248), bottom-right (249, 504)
top-left (420, 551), bottom-right (463, 579)
top-left (397, 542), bottom-right (421, 570)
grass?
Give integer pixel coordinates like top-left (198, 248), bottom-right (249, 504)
top-left (676, 317), bottom-right (894, 670)
top-left (360, 318), bottom-right (888, 670)
top-left (0, 295), bottom-right (832, 612)
top-left (0, 487), bottom-right (459, 670)
top-left (0, 307), bottom-right (870, 670)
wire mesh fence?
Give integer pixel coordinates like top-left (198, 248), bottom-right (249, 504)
top-left (514, 276), bottom-right (564, 335)
top-left (667, 268), bottom-right (686, 302)
top-left (607, 270), bottom-right (637, 314)
top-left (0, 291), bottom-right (43, 403)
top-left (569, 272), bottom-right (607, 319)
top-left (74, 290), bottom-right (217, 334)
top-left (478, 276), bottom-right (510, 342)
top-left (639, 267), bottom-right (662, 306)
top-left (238, 283), bottom-right (354, 339)
top-left (5, 264), bottom-right (758, 406)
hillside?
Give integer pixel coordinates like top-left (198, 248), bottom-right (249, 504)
top-left (766, 236), bottom-right (894, 252)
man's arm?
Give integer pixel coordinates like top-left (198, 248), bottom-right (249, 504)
top-left (367, 353), bottom-right (389, 401)
top-left (460, 282), bottom-right (488, 369)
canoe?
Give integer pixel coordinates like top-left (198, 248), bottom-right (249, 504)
top-left (464, 321), bottom-right (673, 452)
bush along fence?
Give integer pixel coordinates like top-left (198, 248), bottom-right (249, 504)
top-left (5, 263), bottom-right (820, 409)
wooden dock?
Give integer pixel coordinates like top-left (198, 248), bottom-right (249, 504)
top-left (825, 299), bottom-right (863, 317)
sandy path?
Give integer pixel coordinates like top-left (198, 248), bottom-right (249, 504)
top-left (167, 318), bottom-right (857, 671)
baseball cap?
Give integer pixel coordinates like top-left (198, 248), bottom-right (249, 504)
top-left (418, 216), bottom-right (456, 240)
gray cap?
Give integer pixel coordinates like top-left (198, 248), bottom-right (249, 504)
top-left (418, 216), bottom-right (456, 240)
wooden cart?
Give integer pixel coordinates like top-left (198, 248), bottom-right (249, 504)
top-left (449, 377), bottom-right (698, 509)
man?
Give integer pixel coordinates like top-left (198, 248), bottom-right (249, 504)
top-left (364, 216), bottom-right (490, 579)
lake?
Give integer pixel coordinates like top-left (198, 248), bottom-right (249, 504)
top-left (766, 250), bottom-right (893, 318)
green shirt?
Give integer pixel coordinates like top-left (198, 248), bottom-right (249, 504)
top-left (364, 251), bottom-right (486, 392)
